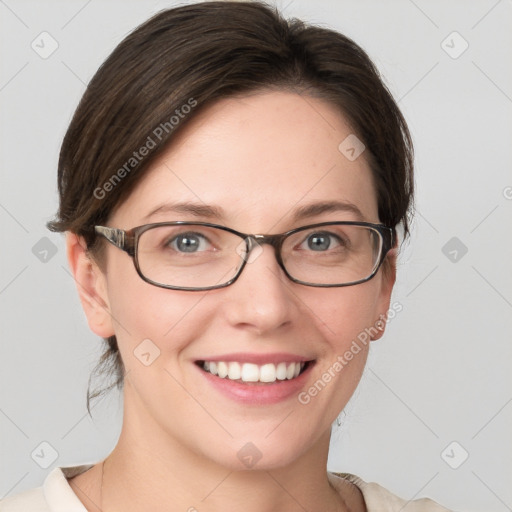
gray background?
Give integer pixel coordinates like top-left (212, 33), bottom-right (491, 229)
top-left (1, 1), bottom-right (511, 511)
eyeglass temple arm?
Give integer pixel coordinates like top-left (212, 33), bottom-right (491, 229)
top-left (387, 227), bottom-right (397, 252)
top-left (95, 226), bottom-right (126, 250)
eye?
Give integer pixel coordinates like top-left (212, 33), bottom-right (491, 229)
top-left (302, 231), bottom-right (345, 252)
top-left (167, 232), bottom-right (211, 253)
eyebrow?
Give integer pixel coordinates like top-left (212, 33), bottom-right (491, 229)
top-left (291, 200), bottom-right (364, 223)
top-left (143, 200), bottom-right (365, 223)
top-left (143, 202), bottom-right (224, 221)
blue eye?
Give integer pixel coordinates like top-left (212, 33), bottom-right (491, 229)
top-left (307, 233), bottom-right (331, 251)
top-left (304, 232), bottom-right (343, 251)
top-left (169, 232), bottom-right (210, 252)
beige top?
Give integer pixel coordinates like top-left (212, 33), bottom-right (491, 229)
top-left (0, 464), bottom-right (454, 511)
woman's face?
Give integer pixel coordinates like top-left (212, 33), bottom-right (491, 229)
top-left (76, 90), bottom-right (395, 470)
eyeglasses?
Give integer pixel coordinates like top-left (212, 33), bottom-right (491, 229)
top-left (94, 221), bottom-right (394, 291)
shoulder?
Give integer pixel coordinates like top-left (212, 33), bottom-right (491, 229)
top-left (329, 472), bottom-right (455, 512)
top-left (0, 465), bottom-right (94, 512)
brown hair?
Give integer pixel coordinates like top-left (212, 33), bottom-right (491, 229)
top-left (47, 0), bottom-right (414, 416)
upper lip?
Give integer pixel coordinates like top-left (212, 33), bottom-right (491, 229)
top-left (195, 352), bottom-right (314, 365)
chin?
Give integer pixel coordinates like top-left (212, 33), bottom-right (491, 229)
top-left (199, 430), bottom-right (317, 472)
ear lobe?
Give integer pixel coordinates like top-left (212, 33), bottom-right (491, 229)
top-left (66, 232), bottom-right (115, 338)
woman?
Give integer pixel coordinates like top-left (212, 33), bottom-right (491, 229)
top-left (1, 1), bottom-right (452, 510)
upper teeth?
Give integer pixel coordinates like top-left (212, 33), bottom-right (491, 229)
top-left (203, 361), bottom-right (305, 383)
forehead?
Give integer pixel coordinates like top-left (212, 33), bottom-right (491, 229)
top-left (112, 91), bottom-right (379, 230)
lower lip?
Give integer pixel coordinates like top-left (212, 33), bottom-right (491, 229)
top-left (195, 362), bottom-right (314, 405)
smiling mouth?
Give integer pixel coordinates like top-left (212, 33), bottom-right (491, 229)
top-left (195, 360), bottom-right (314, 384)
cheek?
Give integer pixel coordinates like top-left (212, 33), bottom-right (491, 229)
top-left (301, 282), bottom-right (383, 410)
top-left (104, 260), bottom-right (208, 369)
top-left (312, 279), bottom-right (383, 345)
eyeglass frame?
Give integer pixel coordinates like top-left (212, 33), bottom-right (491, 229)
top-left (94, 221), bottom-right (395, 291)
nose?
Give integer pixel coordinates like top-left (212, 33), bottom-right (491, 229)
top-left (223, 242), bottom-right (297, 335)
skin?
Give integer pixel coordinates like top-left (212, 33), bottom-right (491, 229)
top-left (66, 90), bottom-right (396, 512)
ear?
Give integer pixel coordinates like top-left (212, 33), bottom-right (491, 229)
top-left (371, 246), bottom-right (397, 341)
top-left (66, 232), bottom-right (115, 338)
